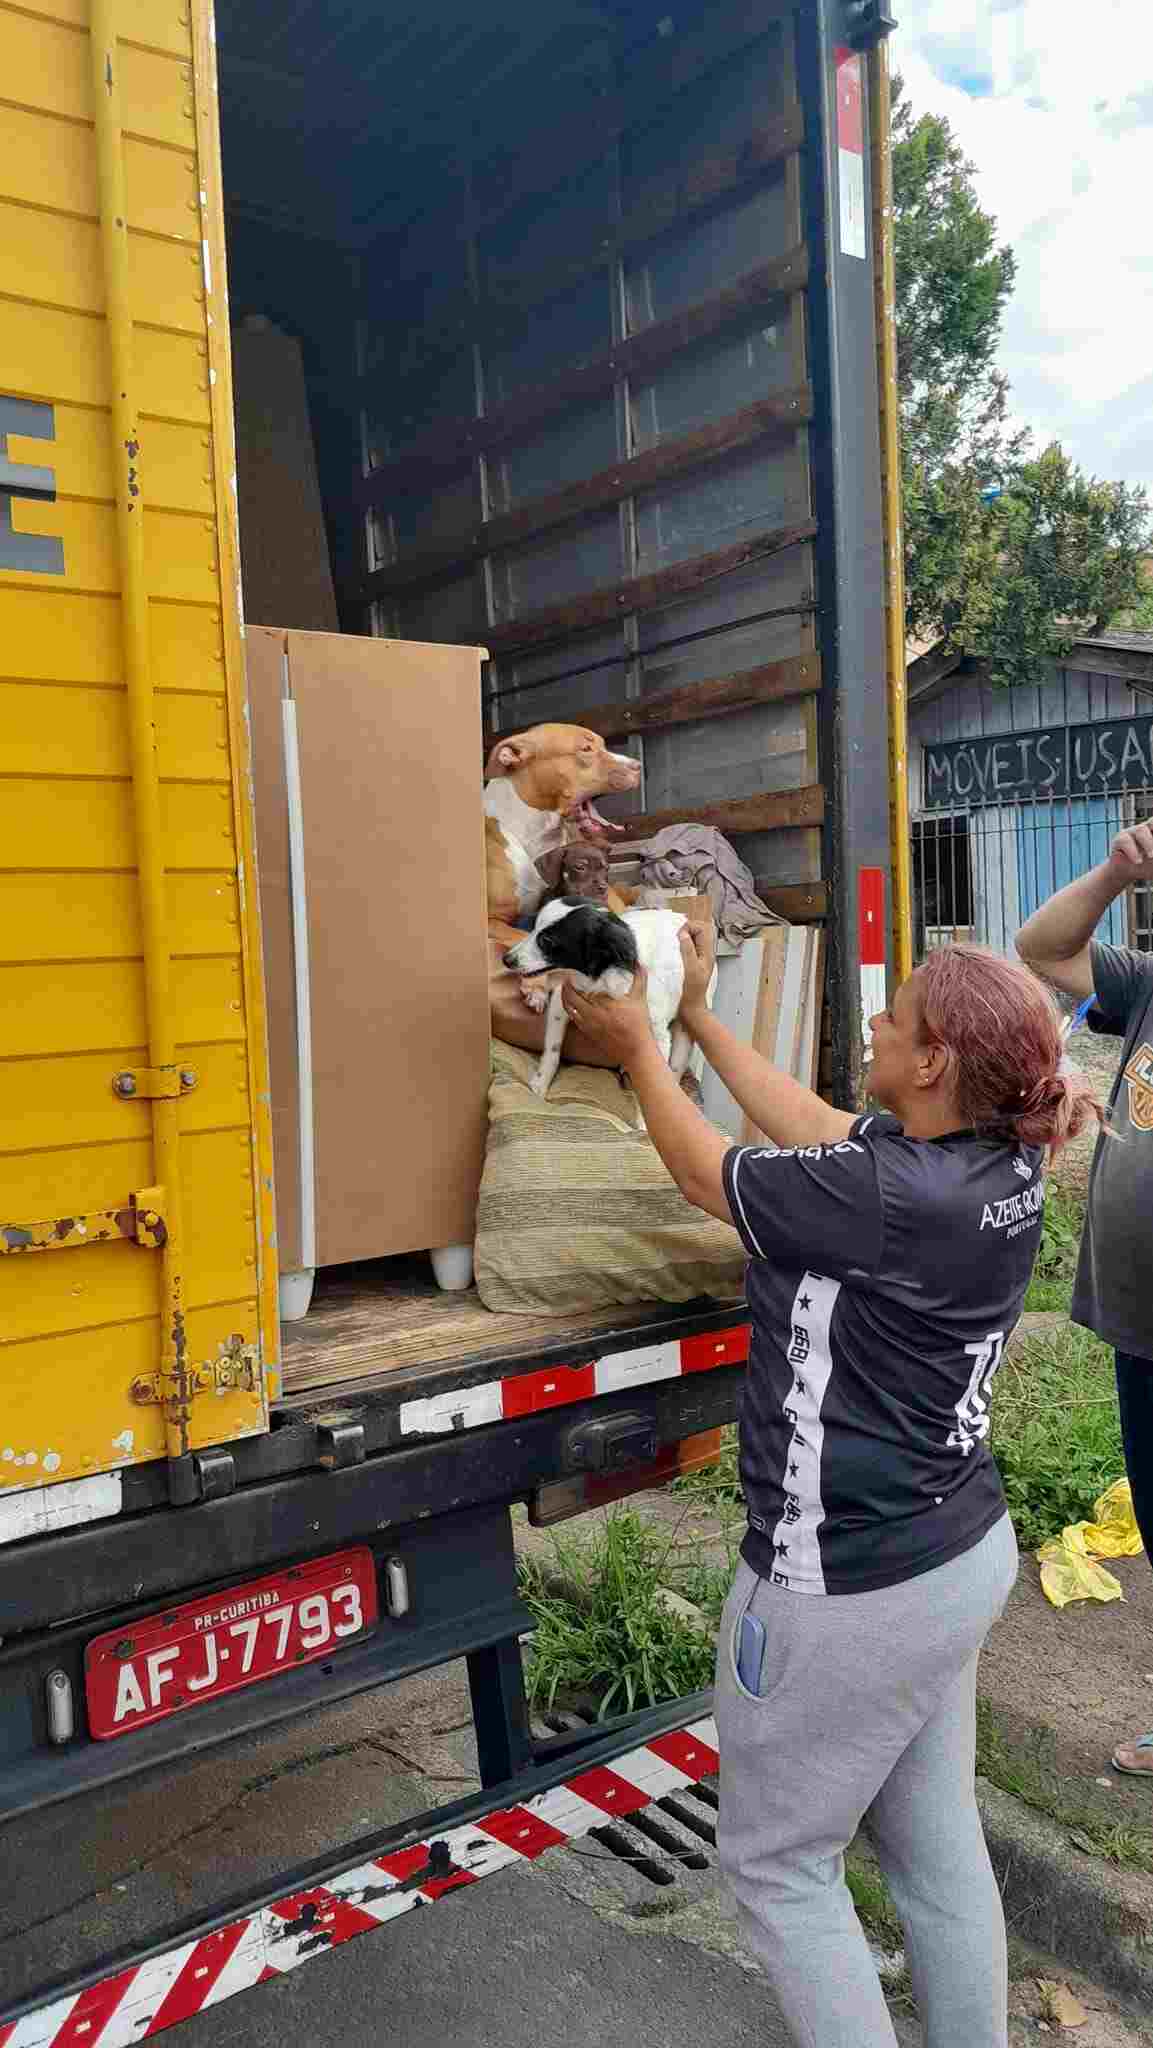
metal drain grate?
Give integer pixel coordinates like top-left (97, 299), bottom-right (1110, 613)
top-left (535, 1709), bottom-right (719, 1889)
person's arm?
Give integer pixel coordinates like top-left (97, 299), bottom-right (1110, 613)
top-left (560, 973), bottom-right (885, 1266)
top-left (676, 925), bottom-right (856, 1145)
top-left (559, 978), bottom-right (733, 1220)
top-left (1016, 816), bottom-right (1153, 999)
top-left (618, 1039), bottom-right (734, 1221)
top-left (488, 949), bottom-right (620, 1068)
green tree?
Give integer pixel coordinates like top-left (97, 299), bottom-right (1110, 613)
top-left (892, 83), bottom-right (1015, 407)
top-left (892, 84), bottom-right (1150, 683)
top-left (1110, 577), bottom-right (1153, 633)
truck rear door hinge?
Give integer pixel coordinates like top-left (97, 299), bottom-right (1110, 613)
top-left (842, 0), bottom-right (898, 48)
top-left (130, 1336), bottom-right (260, 1406)
top-left (1, 1186), bottom-right (167, 1256)
top-left (112, 1066), bottom-right (198, 1100)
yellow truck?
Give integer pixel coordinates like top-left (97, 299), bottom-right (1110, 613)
top-left (0, 0), bottom-right (904, 2030)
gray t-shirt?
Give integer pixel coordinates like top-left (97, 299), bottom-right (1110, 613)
top-left (1071, 940), bottom-right (1153, 1359)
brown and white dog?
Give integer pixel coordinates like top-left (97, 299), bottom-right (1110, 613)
top-left (533, 840), bottom-right (632, 917)
top-left (484, 724), bottom-right (640, 927)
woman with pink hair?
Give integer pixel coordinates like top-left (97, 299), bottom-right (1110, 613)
top-left (564, 936), bottom-right (1099, 2048)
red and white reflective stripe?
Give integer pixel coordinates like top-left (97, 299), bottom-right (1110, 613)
top-left (834, 44), bottom-right (866, 259)
top-left (1, 1718), bottom-right (719, 2046)
top-left (857, 866), bottom-right (887, 1050)
top-left (398, 1326), bottom-right (750, 1440)
top-left (0, 1327), bottom-right (749, 1541)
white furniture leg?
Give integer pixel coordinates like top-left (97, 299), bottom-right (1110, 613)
top-left (279, 1269), bottom-right (316, 1321)
top-left (431, 1243), bottom-right (474, 1291)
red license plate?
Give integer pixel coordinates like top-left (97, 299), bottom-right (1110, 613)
top-left (85, 1547), bottom-right (378, 1741)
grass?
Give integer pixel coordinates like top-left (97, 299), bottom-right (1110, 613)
top-left (988, 1324), bottom-right (1123, 1552)
top-left (844, 1856), bottom-right (905, 1952)
top-left (671, 1425), bottom-right (741, 1510)
top-left (843, 1847), bottom-right (916, 2008)
top-left (1023, 1184), bottom-right (1084, 1314)
top-left (976, 1699), bottom-right (1153, 1876)
top-left (519, 1511), bottom-right (716, 1718)
top-left (519, 1503), bottom-right (1153, 1879)
top-left (672, 1552), bottom-right (737, 1630)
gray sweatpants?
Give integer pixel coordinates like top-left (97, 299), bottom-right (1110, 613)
top-left (716, 1513), bottom-right (1018, 2048)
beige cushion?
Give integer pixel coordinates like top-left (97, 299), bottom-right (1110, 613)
top-left (474, 1042), bottom-right (747, 1315)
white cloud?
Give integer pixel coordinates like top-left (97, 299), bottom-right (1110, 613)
top-left (894, 0), bottom-right (1153, 496)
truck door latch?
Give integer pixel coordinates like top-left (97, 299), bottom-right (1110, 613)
top-left (1, 1186), bottom-right (168, 1256)
top-left (131, 1336), bottom-right (260, 1405)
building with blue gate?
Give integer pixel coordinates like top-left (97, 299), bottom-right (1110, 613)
top-left (909, 632), bottom-right (1153, 960)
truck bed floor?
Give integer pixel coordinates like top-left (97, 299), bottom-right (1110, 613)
top-left (279, 1256), bottom-right (676, 1400)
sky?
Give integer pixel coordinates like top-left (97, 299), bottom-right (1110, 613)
top-left (892, 0), bottom-right (1153, 498)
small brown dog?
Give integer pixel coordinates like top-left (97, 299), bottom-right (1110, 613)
top-left (533, 841), bottom-right (631, 916)
top-left (517, 843), bottom-right (635, 1018)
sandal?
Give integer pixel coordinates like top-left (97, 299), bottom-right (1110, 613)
top-left (1112, 1734), bottom-right (1153, 1776)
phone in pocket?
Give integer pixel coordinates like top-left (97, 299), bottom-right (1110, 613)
top-left (736, 1609), bottom-right (767, 1696)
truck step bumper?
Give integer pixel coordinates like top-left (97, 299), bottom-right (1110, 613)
top-left (0, 1696), bottom-right (718, 2042)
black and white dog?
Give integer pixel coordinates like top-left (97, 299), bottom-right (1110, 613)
top-left (503, 897), bottom-right (708, 1100)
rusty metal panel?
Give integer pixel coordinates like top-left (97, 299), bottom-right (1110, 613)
top-left (629, 322), bottom-right (795, 450)
top-left (633, 440), bottom-right (809, 576)
top-left (490, 514), bottom-right (623, 625)
top-left (620, 25), bottom-right (791, 209)
top-left (624, 182), bottom-right (794, 331)
top-left (494, 626), bottom-right (630, 729)
top-left (489, 402), bottom-right (619, 515)
top-left (484, 280), bottom-right (609, 407)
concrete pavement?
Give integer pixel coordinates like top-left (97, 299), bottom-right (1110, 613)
top-left (168, 1862), bottom-right (803, 2048)
top-left (2, 1660), bottom-right (1146, 2045)
top-left (0, 1662), bottom-right (907, 2046)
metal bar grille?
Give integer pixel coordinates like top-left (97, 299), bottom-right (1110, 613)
top-left (911, 784), bottom-right (1153, 959)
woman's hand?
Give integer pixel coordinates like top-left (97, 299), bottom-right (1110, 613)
top-left (677, 921), bottom-right (716, 1033)
top-left (561, 968), bottom-right (654, 1068)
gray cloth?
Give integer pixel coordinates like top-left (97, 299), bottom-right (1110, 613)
top-left (628, 824), bottom-right (782, 952)
top-left (716, 1514), bottom-right (1018, 2048)
top-left (1071, 940), bottom-right (1153, 1357)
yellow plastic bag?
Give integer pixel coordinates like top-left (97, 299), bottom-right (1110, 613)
top-left (1037, 1479), bottom-right (1144, 1609)
top-left (1081, 1478), bottom-right (1145, 1558)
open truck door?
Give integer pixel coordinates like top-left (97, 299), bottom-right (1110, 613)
top-left (0, 0), bottom-right (279, 1520)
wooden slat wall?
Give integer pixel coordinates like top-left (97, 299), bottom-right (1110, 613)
top-left (351, 0), bottom-right (822, 900)
top-left (356, 246), bottom-right (810, 501)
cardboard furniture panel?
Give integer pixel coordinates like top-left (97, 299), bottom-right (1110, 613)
top-left (233, 318), bottom-right (339, 633)
top-left (248, 628), bottom-right (491, 1271)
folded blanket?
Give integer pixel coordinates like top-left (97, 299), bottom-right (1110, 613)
top-left (474, 1042), bottom-right (746, 1315)
top-left (627, 824), bottom-right (782, 952)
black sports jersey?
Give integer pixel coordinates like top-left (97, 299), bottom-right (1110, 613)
top-left (721, 1115), bottom-right (1043, 1595)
